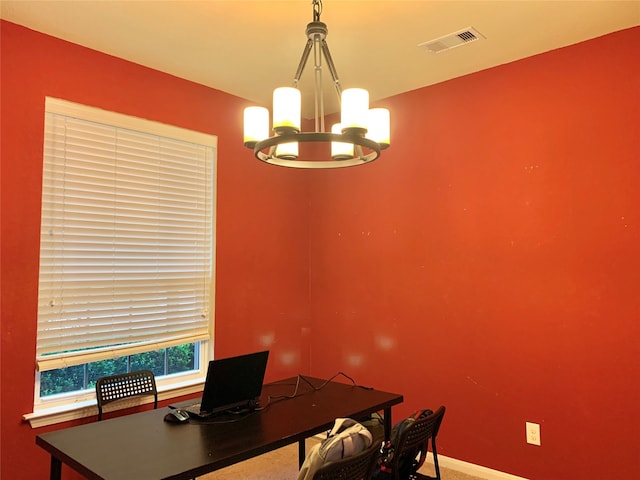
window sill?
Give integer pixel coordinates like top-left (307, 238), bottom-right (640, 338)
top-left (24, 378), bottom-right (204, 428)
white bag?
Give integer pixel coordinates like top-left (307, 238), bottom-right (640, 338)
top-left (297, 418), bottom-right (373, 480)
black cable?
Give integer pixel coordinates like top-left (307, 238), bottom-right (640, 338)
top-left (259, 371), bottom-right (373, 410)
top-left (299, 371), bottom-right (373, 391)
top-left (193, 371), bottom-right (373, 424)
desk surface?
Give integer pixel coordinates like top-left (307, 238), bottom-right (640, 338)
top-left (36, 376), bottom-right (403, 480)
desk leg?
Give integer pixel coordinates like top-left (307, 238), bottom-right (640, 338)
top-left (383, 407), bottom-right (393, 441)
top-left (50, 456), bottom-right (62, 480)
top-left (298, 439), bottom-right (306, 468)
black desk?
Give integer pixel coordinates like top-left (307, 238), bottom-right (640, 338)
top-left (36, 377), bottom-right (403, 480)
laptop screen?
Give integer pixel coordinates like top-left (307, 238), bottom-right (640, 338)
top-left (199, 350), bottom-right (269, 415)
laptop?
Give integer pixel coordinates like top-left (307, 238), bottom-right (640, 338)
top-left (181, 350), bottom-right (269, 418)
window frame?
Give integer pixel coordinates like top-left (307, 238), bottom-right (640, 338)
top-left (26, 98), bottom-right (217, 427)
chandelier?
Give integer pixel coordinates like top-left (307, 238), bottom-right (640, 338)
top-left (243, 0), bottom-right (390, 169)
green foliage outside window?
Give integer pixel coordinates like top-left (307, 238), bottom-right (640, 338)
top-left (40, 343), bottom-right (196, 397)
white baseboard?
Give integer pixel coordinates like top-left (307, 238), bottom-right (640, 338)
top-left (423, 454), bottom-right (529, 480)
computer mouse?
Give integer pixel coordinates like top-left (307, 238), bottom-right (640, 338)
top-left (164, 409), bottom-right (190, 424)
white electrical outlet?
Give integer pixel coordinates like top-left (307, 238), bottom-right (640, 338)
top-left (526, 422), bottom-right (541, 446)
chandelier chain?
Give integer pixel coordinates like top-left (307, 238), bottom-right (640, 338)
top-left (313, 0), bottom-right (322, 22)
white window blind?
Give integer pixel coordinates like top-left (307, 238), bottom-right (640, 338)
top-left (37, 98), bottom-right (216, 372)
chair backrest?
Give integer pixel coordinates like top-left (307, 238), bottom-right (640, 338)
top-left (392, 405), bottom-right (446, 479)
top-left (95, 370), bottom-right (158, 420)
top-left (312, 442), bottom-right (380, 480)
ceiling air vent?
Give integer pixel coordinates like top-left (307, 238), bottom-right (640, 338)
top-left (419, 27), bottom-right (485, 54)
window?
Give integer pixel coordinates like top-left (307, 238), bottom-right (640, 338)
top-left (32, 98), bottom-right (216, 419)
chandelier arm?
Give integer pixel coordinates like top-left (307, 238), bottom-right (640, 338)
top-left (320, 40), bottom-right (342, 101)
top-left (354, 144), bottom-right (364, 158)
top-left (293, 39), bottom-right (314, 85)
top-left (312, 33), bottom-right (325, 132)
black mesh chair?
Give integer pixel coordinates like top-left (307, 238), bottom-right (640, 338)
top-left (312, 442), bottom-right (380, 480)
top-left (393, 406), bottom-right (446, 480)
top-left (95, 370), bottom-right (158, 421)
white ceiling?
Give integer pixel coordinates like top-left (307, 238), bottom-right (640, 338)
top-left (2, 1), bottom-right (639, 115)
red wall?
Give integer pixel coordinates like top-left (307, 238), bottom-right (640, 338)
top-left (0, 21), bottom-right (310, 480)
top-left (1, 19), bottom-right (639, 480)
top-left (307, 27), bottom-right (640, 479)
